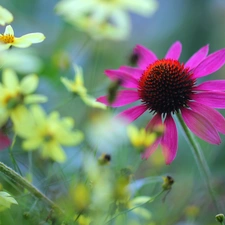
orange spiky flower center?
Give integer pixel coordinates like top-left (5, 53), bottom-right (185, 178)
top-left (0, 34), bottom-right (14, 44)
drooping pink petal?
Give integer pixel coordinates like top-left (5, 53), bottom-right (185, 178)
top-left (133, 45), bottom-right (158, 69)
top-left (194, 80), bottom-right (225, 91)
top-left (189, 102), bottom-right (225, 134)
top-left (192, 48), bottom-right (225, 79)
top-left (105, 69), bottom-right (138, 88)
top-left (165, 41), bottom-right (182, 60)
top-left (192, 92), bottom-right (225, 108)
top-left (181, 108), bottom-right (220, 144)
top-left (142, 138), bottom-right (161, 159)
top-left (185, 44), bottom-right (209, 70)
top-left (119, 65), bottom-right (144, 79)
top-left (115, 105), bottom-right (147, 124)
top-left (0, 132), bottom-right (11, 150)
top-left (160, 115), bottom-right (178, 165)
top-left (146, 113), bottom-right (162, 131)
top-left (97, 90), bottom-right (139, 107)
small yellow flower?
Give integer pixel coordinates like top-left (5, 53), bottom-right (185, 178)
top-left (55, 0), bottom-right (158, 40)
top-left (0, 69), bottom-right (47, 127)
top-left (127, 125), bottom-right (157, 149)
top-left (0, 25), bottom-right (45, 50)
top-left (0, 191), bottom-right (18, 211)
top-left (14, 105), bottom-right (84, 163)
top-left (61, 64), bottom-right (106, 109)
top-left (0, 5), bottom-right (13, 26)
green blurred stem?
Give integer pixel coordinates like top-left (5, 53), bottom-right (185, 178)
top-left (177, 113), bottom-right (221, 212)
top-left (105, 189), bottom-right (165, 224)
top-left (0, 162), bottom-right (64, 214)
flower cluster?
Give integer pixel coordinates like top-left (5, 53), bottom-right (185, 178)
top-left (55, 0), bottom-right (158, 40)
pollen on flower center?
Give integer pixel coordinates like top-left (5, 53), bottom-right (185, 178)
top-left (0, 34), bottom-right (14, 44)
top-left (138, 59), bottom-right (196, 115)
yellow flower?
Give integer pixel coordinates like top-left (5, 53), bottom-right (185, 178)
top-left (0, 69), bottom-right (47, 127)
top-left (61, 64), bottom-right (106, 109)
top-left (55, 0), bottom-right (158, 40)
top-left (14, 105), bottom-right (84, 163)
top-left (0, 25), bottom-right (45, 50)
top-left (0, 5), bottom-right (13, 26)
top-left (0, 191), bottom-right (18, 211)
top-left (127, 125), bottom-right (157, 149)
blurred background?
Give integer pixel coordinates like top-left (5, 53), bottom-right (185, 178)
top-left (1, 0), bottom-right (225, 224)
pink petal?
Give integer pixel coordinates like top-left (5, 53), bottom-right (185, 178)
top-left (0, 132), bottom-right (11, 150)
top-left (185, 44), bottom-right (209, 70)
top-left (105, 69), bottom-right (138, 88)
top-left (165, 41), bottom-right (182, 60)
top-left (119, 65), bottom-right (144, 79)
top-left (161, 115), bottom-right (178, 165)
top-left (115, 105), bottom-right (147, 124)
top-left (97, 90), bottom-right (139, 107)
top-left (133, 45), bottom-right (158, 69)
top-left (192, 92), bottom-right (225, 108)
top-left (146, 113), bottom-right (162, 131)
top-left (142, 138), bottom-right (161, 159)
top-left (181, 108), bottom-right (220, 144)
top-left (192, 48), bottom-right (225, 79)
top-left (189, 102), bottom-right (225, 134)
top-left (194, 80), bottom-right (225, 91)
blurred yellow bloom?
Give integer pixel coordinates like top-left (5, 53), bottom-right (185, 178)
top-left (0, 5), bottom-right (13, 26)
top-left (55, 0), bottom-right (158, 40)
top-left (0, 69), bottom-right (47, 127)
top-left (14, 105), bottom-right (84, 163)
top-left (0, 191), bottom-right (18, 211)
top-left (127, 125), bottom-right (157, 149)
top-left (61, 65), bottom-right (106, 109)
top-left (76, 215), bottom-right (91, 225)
top-left (71, 183), bottom-right (90, 211)
top-left (0, 25), bottom-right (45, 50)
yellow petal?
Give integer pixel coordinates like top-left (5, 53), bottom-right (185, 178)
top-left (22, 138), bottom-right (43, 150)
top-left (0, 43), bottom-right (10, 51)
top-left (4, 25), bottom-right (14, 35)
top-left (20, 74), bottom-right (38, 94)
top-left (0, 108), bottom-right (9, 127)
top-left (30, 105), bottom-right (46, 125)
top-left (42, 142), bottom-right (66, 163)
top-left (0, 6), bottom-right (13, 26)
top-left (81, 95), bottom-right (107, 109)
top-left (2, 69), bottom-right (19, 90)
top-left (24, 94), bottom-right (48, 104)
top-left (13, 33), bottom-right (45, 48)
top-left (57, 130), bottom-right (84, 146)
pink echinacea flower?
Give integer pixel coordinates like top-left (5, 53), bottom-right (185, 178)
top-left (97, 41), bottom-right (225, 164)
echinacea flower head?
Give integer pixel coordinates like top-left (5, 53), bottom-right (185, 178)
top-left (55, 0), bottom-right (158, 40)
top-left (0, 5), bottom-right (13, 26)
top-left (61, 64), bottom-right (106, 109)
top-left (0, 69), bottom-right (47, 127)
top-left (0, 191), bottom-right (18, 211)
top-left (14, 105), bottom-right (84, 163)
top-left (97, 41), bottom-right (225, 164)
top-left (0, 25), bottom-right (45, 50)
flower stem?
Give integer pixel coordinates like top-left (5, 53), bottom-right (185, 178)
top-left (176, 113), bottom-right (221, 212)
top-left (0, 162), bottom-right (64, 214)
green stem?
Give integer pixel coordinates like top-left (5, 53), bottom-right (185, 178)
top-left (176, 113), bottom-right (221, 212)
top-left (105, 189), bottom-right (165, 224)
top-left (0, 162), bottom-right (64, 214)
